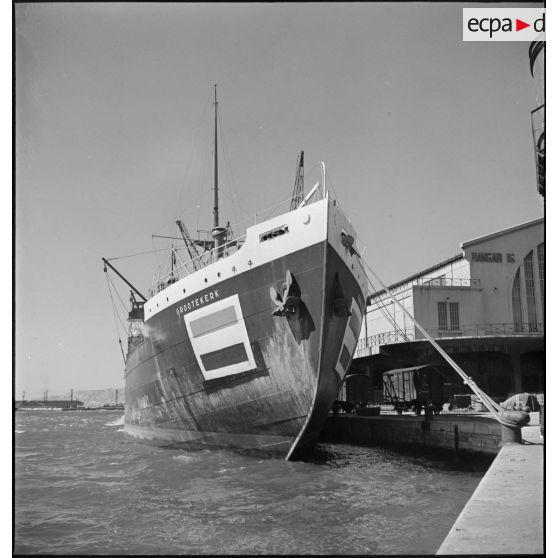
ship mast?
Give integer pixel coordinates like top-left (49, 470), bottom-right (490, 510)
top-left (213, 84), bottom-right (219, 230)
top-left (211, 84), bottom-right (226, 258)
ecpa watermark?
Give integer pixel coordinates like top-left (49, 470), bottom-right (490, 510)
top-left (463, 8), bottom-right (545, 41)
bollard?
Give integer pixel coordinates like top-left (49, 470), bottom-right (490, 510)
top-left (421, 404), bottom-right (433, 431)
top-left (499, 410), bottom-right (530, 445)
top-left (501, 424), bottom-right (522, 444)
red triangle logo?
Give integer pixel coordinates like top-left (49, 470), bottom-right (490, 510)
top-left (516, 19), bottom-right (530, 32)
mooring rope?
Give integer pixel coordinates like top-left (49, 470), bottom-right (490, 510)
top-left (361, 260), bottom-right (516, 426)
top-left (366, 273), bottom-right (412, 341)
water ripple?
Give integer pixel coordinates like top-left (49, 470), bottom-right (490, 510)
top-left (14, 410), bottom-right (487, 554)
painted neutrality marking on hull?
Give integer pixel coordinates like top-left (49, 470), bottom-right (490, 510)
top-left (334, 298), bottom-right (362, 378)
top-left (200, 343), bottom-right (249, 372)
top-left (190, 305), bottom-right (237, 337)
top-left (184, 294), bottom-right (257, 381)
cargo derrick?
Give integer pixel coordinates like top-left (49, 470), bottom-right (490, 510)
top-left (102, 257), bottom-right (146, 361)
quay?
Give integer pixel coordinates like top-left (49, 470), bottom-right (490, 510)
top-left (320, 411), bottom-right (543, 554)
top-left (321, 411), bottom-right (508, 456)
top-left (437, 442), bottom-right (543, 555)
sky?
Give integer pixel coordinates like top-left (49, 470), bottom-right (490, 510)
top-left (15, 2), bottom-right (545, 397)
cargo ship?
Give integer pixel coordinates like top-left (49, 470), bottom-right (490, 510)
top-left (104, 87), bottom-right (367, 459)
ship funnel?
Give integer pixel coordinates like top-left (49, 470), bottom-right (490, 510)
top-left (211, 226), bottom-right (227, 239)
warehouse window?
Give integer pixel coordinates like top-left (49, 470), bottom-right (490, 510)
top-left (449, 302), bottom-right (460, 330)
top-left (512, 270), bottom-right (523, 332)
top-left (524, 251), bottom-right (538, 332)
top-left (437, 302), bottom-right (448, 330)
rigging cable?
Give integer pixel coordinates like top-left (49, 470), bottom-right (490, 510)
top-left (324, 166), bottom-right (413, 343)
top-left (361, 258), bottom-right (520, 427)
top-left (173, 88), bottom-right (214, 225)
top-left (216, 99), bottom-right (243, 229)
top-left (106, 273), bottom-right (132, 320)
top-left (324, 167), bottom-right (342, 207)
top-left (105, 244), bottom-right (191, 262)
top-left (148, 87), bottom-right (214, 240)
top-left (365, 275), bottom-right (411, 341)
top-left (104, 272), bottom-right (127, 364)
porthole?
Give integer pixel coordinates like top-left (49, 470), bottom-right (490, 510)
top-left (183, 288), bottom-right (186, 293)
top-left (166, 297), bottom-right (169, 302)
top-left (204, 278), bottom-right (208, 283)
top-left (217, 272), bottom-right (221, 278)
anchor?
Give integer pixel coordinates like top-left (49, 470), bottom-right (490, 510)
top-left (270, 270), bottom-right (301, 316)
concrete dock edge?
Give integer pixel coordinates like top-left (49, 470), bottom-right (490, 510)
top-left (436, 443), bottom-right (543, 555)
top-left (321, 414), bottom-right (503, 456)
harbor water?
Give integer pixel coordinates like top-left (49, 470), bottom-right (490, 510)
top-left (15, 410), bottom-right (489, 555)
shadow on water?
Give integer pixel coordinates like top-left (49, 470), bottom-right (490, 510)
top-left (303, 442), bottom-right (494, 473)
top-left (157, 439), bottom-right (493, 473)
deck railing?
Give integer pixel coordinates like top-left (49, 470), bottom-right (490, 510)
top-left (148, 234), bottom-right (247, 297)
top-left (356, 322), bottom-right (544, 354)
top-left (147, 180), bottom-right (330, 298)
top-left (418, 277), bottom-right (481, 288)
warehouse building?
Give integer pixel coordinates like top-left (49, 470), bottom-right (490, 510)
top-left (345, 217), bottom-right (544, 406)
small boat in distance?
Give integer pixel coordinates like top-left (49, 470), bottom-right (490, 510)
top-left (104, 86), bottom-right (367, 459)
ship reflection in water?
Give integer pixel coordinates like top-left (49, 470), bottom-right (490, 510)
top-left (15, 410), bottom-right (488, 555)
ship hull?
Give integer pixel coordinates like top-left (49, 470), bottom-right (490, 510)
top-left (124, 198), bottom-right (367, 459)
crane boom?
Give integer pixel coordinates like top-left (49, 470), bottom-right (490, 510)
top-left (176, 220), bottom-right (200, 270)
top-left (290, 151), bottom-right (304, 210)
top-left (102, 258), bottom-right (147, 302)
